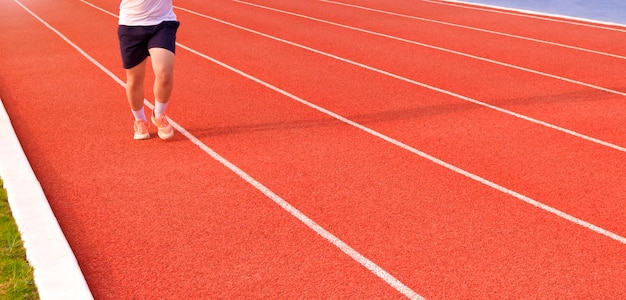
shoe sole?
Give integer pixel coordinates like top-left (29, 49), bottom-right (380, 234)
top-left (157, 130), bottom-right (174, 140)
top-left (134, 132), bottom-right (150, 140)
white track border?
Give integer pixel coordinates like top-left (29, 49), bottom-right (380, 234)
top-left (0, 99), bottom-right (93, 299)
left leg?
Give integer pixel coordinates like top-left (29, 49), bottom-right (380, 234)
top-left (149, 47), bottom-right (175, 139)
top-left (149, 47), bottom-right (175, 108)
top-left (147, 21), bottom-right (179, 140)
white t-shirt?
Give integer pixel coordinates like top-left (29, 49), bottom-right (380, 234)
top-left (119, 0), bottom-right (177, 26)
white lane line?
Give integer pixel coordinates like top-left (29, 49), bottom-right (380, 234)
top-left (81, 1), bottom-right (626, 245)
top-left (236, 0), bottom-right (626, 98)
top-left (25, 1), bottom-right (425, 298)
top-left (321, 0), bottom-right (626, 60)
top-left (175, 4), bottom-right (626, 153)
top-left (424, 0), bottom-right (626, 30)
top-left (80, 0), bottom-right (117, 17)
top-left (178, 44), bottom-right (626, 246)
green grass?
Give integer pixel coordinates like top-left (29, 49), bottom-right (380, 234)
top-left (0, 179), bottom-right (39, 299)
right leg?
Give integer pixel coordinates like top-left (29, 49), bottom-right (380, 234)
top-left (125, 59), bottom-right (150, 139)
top-left (125, 59), bottom-right (147, 112)
top-left (119, 24), bottom-right (151, 140)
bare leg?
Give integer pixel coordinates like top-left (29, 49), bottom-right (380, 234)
top-left (149, 48), bottom-right (175, 105)
top-left (148, 47), bottom-right (176, 139)
top-left (125, 59), bottom-right (147, 111)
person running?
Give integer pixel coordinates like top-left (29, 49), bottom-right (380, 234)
top-left (118, 0), bottom-right (180, 140)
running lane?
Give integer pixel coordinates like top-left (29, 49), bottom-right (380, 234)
top-left (238, 0), bottom-right (626, 98)
top-left (2, 0), bottom-right (625, 299)
top-left (215, 0), bottom-right (626, 147)
top-left (86, 0), bottom-right (625, 297)
top-left (339, 0), bottom-right (626, 55)
top-left (0, 0), bottom-right (412, 298)
top-left (165, 0), bottom-right (626, 235)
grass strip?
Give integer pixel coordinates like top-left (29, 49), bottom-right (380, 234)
top-left (0, 178), bottom-right (39, 299)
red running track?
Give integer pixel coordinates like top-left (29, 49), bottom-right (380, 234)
top-left (1, 0), bottom-right (625, 298)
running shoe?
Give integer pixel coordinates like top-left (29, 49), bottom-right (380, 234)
top-left (151, 114), bottom-right (174, 140)
top-left (133, 120), bottom-right (150, 140)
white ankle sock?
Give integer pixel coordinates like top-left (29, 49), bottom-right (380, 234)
top-left (132, 107), bottom-right (146, 121)
top-left (154, 100), bottom-right (169, 117)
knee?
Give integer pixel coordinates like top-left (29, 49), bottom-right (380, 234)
top-left (126, 73), bottom-right (145, 89)
top-left (155, 69), bottom-right (174, 85)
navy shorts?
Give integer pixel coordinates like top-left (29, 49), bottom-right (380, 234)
top-left (118, 21), bottom-right (180, 69)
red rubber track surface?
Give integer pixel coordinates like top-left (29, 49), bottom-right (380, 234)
top-left (1, 0), bottom-right (624, 298)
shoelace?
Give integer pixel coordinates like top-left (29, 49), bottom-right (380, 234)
top-left (154, 115), bottom-right (170, 128)
top-left (135, 121), bottom-right (149, 132)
